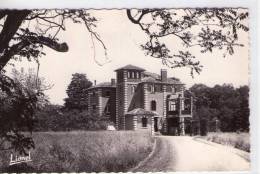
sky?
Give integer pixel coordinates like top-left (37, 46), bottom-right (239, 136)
top-left (7, 9), bottom-right (249, 105)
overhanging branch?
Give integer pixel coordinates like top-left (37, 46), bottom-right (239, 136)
top-left (0, 36), bottom-right (68, 70)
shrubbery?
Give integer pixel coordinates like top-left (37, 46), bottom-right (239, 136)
top-left (34, 105), bottom-right (112, 131)
top-left (202, 132), bottom-right (250, 152)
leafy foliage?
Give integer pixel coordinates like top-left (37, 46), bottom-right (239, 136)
top-left (189, 84), bottom-right (249, 132)
top-left (127, 8), bottom-right (248, 76)
top-left (34, 106), bottom-right (113, 131)
top-left (0, 74), bottom-right (38, 154)
top-left (11, 68), bottom-right (52, 108)
top-left (0, 68), bottom-right (52, 154)
top-left (64, 73), bottom-right (92, 110)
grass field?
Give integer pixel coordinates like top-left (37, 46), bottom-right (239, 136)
top-left (201, 132), bottom-right (250, 152)
top-left (0, 131), bottom-right (154, 173)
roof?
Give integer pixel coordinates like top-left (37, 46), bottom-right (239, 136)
top-left (125, 108), bottom-right (159, 116)
top-left (143, 71), bottom-right (160, 80)
top-left (115, 64), bottom-right (145, 72)
top-left (142, 71), bottom-right (183, 85)
top-left (87, 82), bottom-right (116, 90)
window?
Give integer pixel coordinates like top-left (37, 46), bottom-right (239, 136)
top-left (131, 85), bottom-right (136, 94)
top-left (171, 86), bottom-right (176, 93)
top-left (181, 99), bottom-right (185, 111)
top-left (136, 72), bottom-right (140, 78)
top-left (105, 103), bottom-right (111, 113)
top-left (92, 91), bottom-right (96, 96)
top-left (92, 105), bottom-right (96, 110)
top-left (151, 100), bottom-right (156, 111)
top-left (142, 117), bottom-right (148, 128)
top-left (148, 85), bottom-right (155, 93)
top-left (127, 72), bottom-right (131, 78)
top-left (168, 101), bottom-right (176, 111)
top-left (154, 85), bottom-right (162, 92)
top-left (132, 71), bottom-right (135, 78)
top-left (166, 86), bottom-right (172, 92)
top-left (147, 85), bottom-right (152, 92)
top-left (105, 91), bottom-right (110, 97)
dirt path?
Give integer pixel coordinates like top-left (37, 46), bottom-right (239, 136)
top-left (133, 136), bottom-right (250, 172)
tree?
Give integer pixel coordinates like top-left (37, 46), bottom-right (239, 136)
top-left (235, 86), bottom-right (249, 131)
top-left (189, 83), bottom-right (211, 108)
top-left (0, 74), bottom-right (38, 154)
top-left (11, 67), bottom-right (52, 108)
top-left (0, 68), bottom-right (52, 154)
top-left (64, 73), bottom-right (92, 110)
top-left (189, 83), bottom-right (249, 132)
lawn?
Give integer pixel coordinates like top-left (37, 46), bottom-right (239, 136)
top-left (0, 131), bottom-right (154, 173)
top-left (201, 132), bottom-right (250, 152)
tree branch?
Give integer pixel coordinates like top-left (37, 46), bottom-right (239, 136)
top-left (0, 10), bottom-right (8, 20)
top-left (0, 36), bottom-right (68, 70)
top-left (0, 10), bottom-right (31, 53)
top-left (126, 9), bottom-right (156, 24)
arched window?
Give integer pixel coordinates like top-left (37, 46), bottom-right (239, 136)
top-left (142, 117), bottom-right (148, 128)
top-left (151, 100), bottom-right (156, 111)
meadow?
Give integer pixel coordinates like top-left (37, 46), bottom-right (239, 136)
top-left (0, 131), bottom-right (154, 173)
top-left (201, 132), bottom-right (250, 152)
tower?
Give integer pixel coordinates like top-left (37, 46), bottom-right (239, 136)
top-left (115, 65), bottom-right (145, 130)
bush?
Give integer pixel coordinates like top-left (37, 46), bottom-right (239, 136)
top-left (34, 106), bottom-right (113, 131)
top-left (202, 132), bottom-right (250, 152)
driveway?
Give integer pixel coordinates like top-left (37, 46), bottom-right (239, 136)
top-left (132, 136), bottom-right (250, 172)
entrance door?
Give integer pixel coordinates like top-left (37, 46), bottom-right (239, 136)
top-left (154, 117), bottom-right (158, 132)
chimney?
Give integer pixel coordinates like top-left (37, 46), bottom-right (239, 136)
top-left (111, 78), bottom-right (116, 86)
top-left (94, 80), bottom-right (96, 86)
top-left (161, 69), bottom-right (167, 82)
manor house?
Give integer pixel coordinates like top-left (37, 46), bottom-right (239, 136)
top-left (86, 65), bottom-right (193, 135)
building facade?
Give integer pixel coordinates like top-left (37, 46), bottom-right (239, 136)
top-left (86, 65), bottom-right (192, 135)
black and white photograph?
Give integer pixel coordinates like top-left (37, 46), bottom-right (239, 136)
top-left (0, 1), bottom-right (257, 173)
